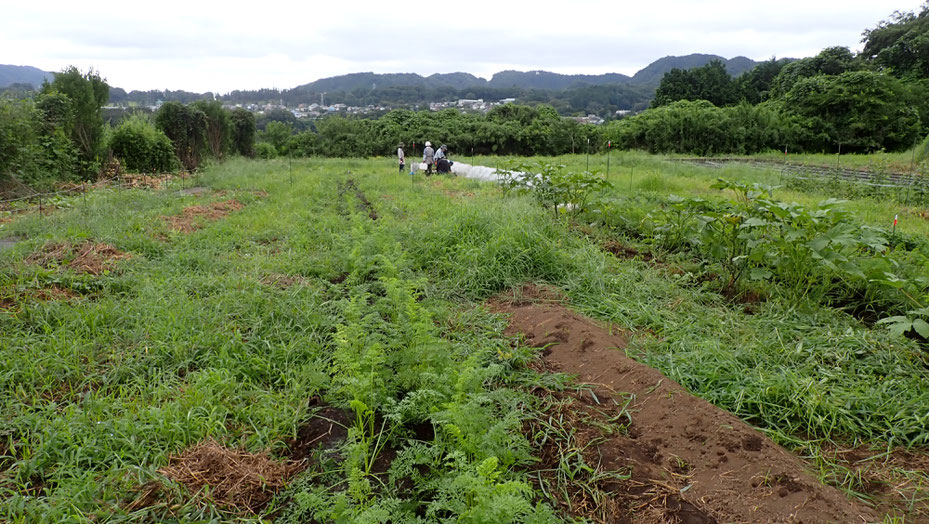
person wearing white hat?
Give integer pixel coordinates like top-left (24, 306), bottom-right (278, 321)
top-left (422, 141), bottom-right (435, 175)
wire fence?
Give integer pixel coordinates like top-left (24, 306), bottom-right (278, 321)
top-left (677, 157), bottom-right (929, 207)
top-left (0, 171), bottom-right (200, 220)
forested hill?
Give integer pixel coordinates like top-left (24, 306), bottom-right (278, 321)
top-left (290, 54), bottom-right (758, 92)
top-left (630, 54), bottom-right (759, 84)
top-left (0, 64), bottom-right (53, 88)
top-left (486, 71), bottom-right (632, 89)
top-left (2, 54), bottom-right (760, 100)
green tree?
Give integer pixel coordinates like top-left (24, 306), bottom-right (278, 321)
top-left (229, 108), bottom-right (256, 157)
top-left (778, 70), bottom-right (921, 152)
top-left (260, 121), bottom-right (293, 153)
top-left (155, 101), bottom-right (207, 170)
top-left (0, 98), bottom-right (78, 186)
top-left (191, 100), bottom-right (231, 160)
top-left (862, 4), bottom-right (929, 78)
top-left (652, 60), bottom-right (738, 108)
top-left (736, 58), bottom-right (791, 103)
top-left (40, 66), bottom-right (109, 174)
top-left (769, 47), bottom-right (857, 98)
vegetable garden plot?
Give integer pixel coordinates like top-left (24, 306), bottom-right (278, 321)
top-left (3, 156), bottom-right (929, 522)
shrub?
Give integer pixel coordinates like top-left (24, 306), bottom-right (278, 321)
top-left (109, 114), bottom-right (177, 173)
top-left (254, 141), bottom-right (277, 159)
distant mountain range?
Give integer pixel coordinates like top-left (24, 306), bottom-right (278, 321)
top-left (1, 54), bottom-right (762, 93)
top-left (0, 65), bottom-right (53, 88)
top-left (290, 54), bottom-right (761, 93)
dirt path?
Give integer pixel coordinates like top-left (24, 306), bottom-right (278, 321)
top-left (489, 285), bottom-right (878, 524)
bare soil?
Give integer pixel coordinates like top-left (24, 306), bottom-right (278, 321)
top-left (26, 241), bottom-right (131, 275)
top-left (489, 284), bottom-right (879, 524)
top-left (162, 199), bottom-right (244, 233)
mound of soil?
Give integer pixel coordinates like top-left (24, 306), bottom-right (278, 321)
top-left (162, 199), bottom-right (244, 233)
top-left (489, 285), bottom-right (877, 523)
top-left (26, 241), bottom-right (130, 275)
top-left (142, 439), bottom-right (300, 514)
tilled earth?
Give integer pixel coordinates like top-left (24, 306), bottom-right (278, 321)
top-left (489, 284), bottom-right (879, 524)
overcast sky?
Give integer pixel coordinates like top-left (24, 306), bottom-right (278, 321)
top-left (2, 0), bottom-right (924, 93)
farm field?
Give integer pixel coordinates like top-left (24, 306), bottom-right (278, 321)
top-left (1, 155), bottom-right (928, 523)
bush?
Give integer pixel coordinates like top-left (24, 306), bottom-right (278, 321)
top-left (108, 114), bottom-right (177, 173)
top-left (254, 142), bottom-right (277, 159)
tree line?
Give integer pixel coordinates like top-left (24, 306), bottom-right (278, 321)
top-left (4, 5), bottom-right (928, 190)
top-left (610, 5), bottom-right (929, 155)
top-left (0, 68), bottom-right (257, 189)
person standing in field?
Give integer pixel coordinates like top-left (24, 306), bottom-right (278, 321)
top-left (397, 142), bottom-right (405, 173)
top-left (422, 141), bottom-right (435, 175)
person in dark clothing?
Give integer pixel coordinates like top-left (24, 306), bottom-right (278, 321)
top-left (435, 144), bottom-right (451, 174)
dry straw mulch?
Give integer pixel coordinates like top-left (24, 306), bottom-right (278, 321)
top-left (26, 241), bottom-right (131, 275)
top-left (130, 439), bottom-right (301, 514)
top-left (162, 200), bottom-right (244, 233)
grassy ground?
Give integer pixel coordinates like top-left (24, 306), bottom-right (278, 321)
top-left (1, 156), bottom-right (927, 521)
top-left (469, 152), bottom-right (929, 236)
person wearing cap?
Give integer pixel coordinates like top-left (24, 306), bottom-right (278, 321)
top-left (422, 141), bottom-right (435, 175)
top-left (397, 143), bottom-right (405, 173)
top-left (435, 145), bottom-right (451, 174)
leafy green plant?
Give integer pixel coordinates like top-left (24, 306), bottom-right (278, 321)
top-left (498, 161), bottom-right (612, 217)
top-left (108, 114), bottom-right (176, 173)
